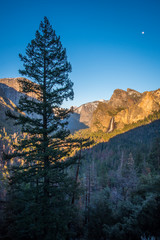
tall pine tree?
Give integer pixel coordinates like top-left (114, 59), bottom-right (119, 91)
top-left (5, 17), bottom-right (77, 240)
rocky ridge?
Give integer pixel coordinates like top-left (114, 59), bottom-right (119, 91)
top-left (74, 99), bottom-right (107, 126)
top-left (0, 78), bottom-right (37, 133)
top-left (0, 78), bottom-right (160, 134)
top-left (90, 88), bottom-right (160, 132)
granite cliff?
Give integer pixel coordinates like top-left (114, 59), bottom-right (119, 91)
top-left (0, 78), bottom-right (37, 133)
top-left (0, 78), bottom-right (160, 134)
top-left (67, 100), bottom-right (107, 133)
top-left (90, 88), bottom-right (160, 132)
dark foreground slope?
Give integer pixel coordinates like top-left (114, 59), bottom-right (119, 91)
top-left (74, 120), bottom-right (160, 239)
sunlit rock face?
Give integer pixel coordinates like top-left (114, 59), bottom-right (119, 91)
top-left (0, 78), bottom-right (38, 133)
top-left (74, 100), bottom-right (107, 127)
top-left (0, 78), bottom-right (107, 133)
top-left (68, 100), bottom-right (108, 132)
top-left (0, 78), bottom-right (160, 134)
top-left (90, 88), bottom-right (160, 132)
top-left (114, 89), bottom-right (160, 128)
top-left (0, 79), bottom-right (21, 133)
top-left (0, 78), bottom-right (37, 102)
top-left (109, 88), bottom-right (141, 108)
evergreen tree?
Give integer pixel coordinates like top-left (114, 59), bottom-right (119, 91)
top-left (148, 137), bottom-right (160, 171)
top-left (5, 17), bottom-right (76, 240)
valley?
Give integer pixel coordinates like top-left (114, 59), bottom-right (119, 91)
top-left (0, 77), bottom-right (160, 240)
top-left (1, 78), bottom-right (160, 138)
top-left (1, 3), bottom-right (160, 238)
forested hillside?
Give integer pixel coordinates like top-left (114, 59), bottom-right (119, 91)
top-left (1, 119), bottom-right (160, 239)
top-left (0, 16), bottom-right (160, 240)
top-left (1, 77), bottom-right (160, 136)
top-left (69, 119), bottom-right (160, 239)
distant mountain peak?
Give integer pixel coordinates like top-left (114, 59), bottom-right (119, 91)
top-left (127, 88), bottom-right (142, 97)
top-left (98, 99), bottom-right (106, 102)
top-left (0, 78), bottom-right (160, 136)
top-left (90, 87), bottom-right (160, 132)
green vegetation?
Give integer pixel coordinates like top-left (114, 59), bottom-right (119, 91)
top-left (72, 119), bottom-right (160, 239)
top-left (0, 17), bottom-right (160, 240)
top-left (1, 17), bottom-right (78, 240)
top-left (107, 106), bottom-right (126, 116)
top-left (1, 119), bottom-right (160, 239)
top-left (73, 110), bottom-right (160, 144)
top-left (93, 102), bottom-right (125, 117)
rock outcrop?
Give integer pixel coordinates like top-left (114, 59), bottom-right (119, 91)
top-left (0, 78), bottom-right (37, 133)
top-left (90, 88), bottom-right (160, 132)
top-left (74, 100), bottom-right (107, 127)
top-left (0, 78), bottom-right (160, 134)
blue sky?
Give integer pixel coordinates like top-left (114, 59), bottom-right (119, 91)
top-left (1, 0), bottom-right (160, 108)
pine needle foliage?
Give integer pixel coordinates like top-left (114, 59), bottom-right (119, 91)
top-left (5, 17), bottom-right (77, 240)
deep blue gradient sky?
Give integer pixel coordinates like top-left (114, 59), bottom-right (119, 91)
top-left (1, 0), bottom-right (160, 108)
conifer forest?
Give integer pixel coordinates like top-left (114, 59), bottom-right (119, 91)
top-left (0, 17), bottom-right (160, 240)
